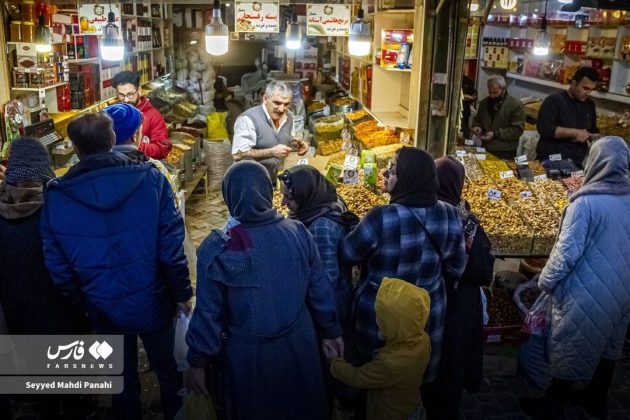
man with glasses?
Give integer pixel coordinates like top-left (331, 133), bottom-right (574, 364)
top-left (232, 80), bottom-right (307, 182)
top-left (112, 71), bottom-right (172, 160)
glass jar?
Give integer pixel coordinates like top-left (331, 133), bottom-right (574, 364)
top-left (10, 21), bottom-right (22, 42)
top-left (21, 0), bottom-right (35, 23)
top-left (21, 21), bottom-right (34, 42)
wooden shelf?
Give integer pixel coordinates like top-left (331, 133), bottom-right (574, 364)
top-left (371, 110), bottom-right (409, 128)
top-left (383, 67), bottom-right (412, 72)
top-left (12, 82), bottom-right (68, 92)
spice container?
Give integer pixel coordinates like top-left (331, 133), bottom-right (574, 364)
top-left (10, 21), bottom-right (22, 42)
top-left (21, 21), bottom-right (35, 42)
top-left (21, 0), bottom-right (35, 23)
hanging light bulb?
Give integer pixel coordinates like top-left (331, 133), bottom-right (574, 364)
top-left (100, 10), bottom-right (124, 61)
top-left (205, 0), bottom-right (229, 55)
top-left (35, 14), bottom-right (52, 53)
top-left (533, 0), bottom-right (550, 55)
top-left (348, 8), bottom-right (371, 57)
top-left (285, 11), bottom-right (302, 50)
top-left (469, 2), bottom-right (480, 12)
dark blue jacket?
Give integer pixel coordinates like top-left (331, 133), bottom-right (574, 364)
top-left (41, 152), bottom-right (192, 334)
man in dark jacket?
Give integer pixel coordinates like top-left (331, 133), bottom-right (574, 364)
top-left (112, 71), bottom-right (172, 160)
top-left (472, 75), bottom-right (525, 159)
top-left (41, 113), bottom-right (192, 420)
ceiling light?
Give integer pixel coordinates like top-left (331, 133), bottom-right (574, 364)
top-left (348, 8), bottom-right (371, 57)
top-left (100, 10), bottom-right (124, 61)
top-left (285, 11), bottom-right (302, 50)
top-left (205, 0), bottom-right (229, 55)
top-left (533, 0), bottom-right (550, 55)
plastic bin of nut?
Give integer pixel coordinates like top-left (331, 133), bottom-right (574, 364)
top-left (337, 184), bottom-right (387, 218)
top-left (463, 178), bottom-right (533, 256)
top-left (510, 197), bottom-right (560, 256)
top-left (314, 114), bottom-right (345, 143)
top-left (527, 178), bottom-right (569, 213)
top-left (345, 109), bottom-right (373, 125)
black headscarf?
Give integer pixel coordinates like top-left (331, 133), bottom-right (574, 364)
top-left (280, 165), bottom-right (359, 228)
top-left (389, 146), bottom-right (438, 208)
top-left (435, 156), bottom-right (465, 206)
top-left (222, 160), bottom-right (282, 226)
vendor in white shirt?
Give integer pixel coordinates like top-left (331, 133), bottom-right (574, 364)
top-left (232, 81), bottom-right (308, 182)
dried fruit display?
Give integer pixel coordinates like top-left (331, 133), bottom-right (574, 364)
top-left (319, 139), bottom-right (344, 156)
top-left (495, 177), bottom-right (528, 200)
top-left (327, 151), bottom-right (347, 166)
top-left (353, 120), bottom-right (399, 149)
top-left (528, 179), bottom-right (569, 212)
top-left (462, 154), bottom-right (484, 180)
top-left (334, 97), bottom-right (357, 107)
top-left (562, 176), bottom-right (584, 193)
top-left (479, 160), bottom-right (511, 180)
top-left (527, 161), bottom-right (546, 176)
top-left (486, 289), bottom-right (523, 327)
top-left (463, 178), bottom-right (532, 255)
top-left (314, 114), bottom-right (345, 142)
top-left (165, 147), bottom-right (184, 166)
top-left (346, 109), bottom-right (371, 124)
top-left (307, 101), bottom-right (325, 113)
top-left (272, 191), bottom-right (289, 217)
top-left (371, 143), bottom-right (404, 168)
top-left (511, 197), bottom-right (560, 255)
top-left (337, 184), bottom-right (387, 218)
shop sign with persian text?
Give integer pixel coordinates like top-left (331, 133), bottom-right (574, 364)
top-left (306, 4), bottom-right (350, 36)
top-left (79, 4), bottom-right (121, 35)
top-left (235, 2), bottom-right (279, 33)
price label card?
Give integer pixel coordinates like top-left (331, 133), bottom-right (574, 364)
top-left (520, 191), bottom-right (533, 199)
top-left (476, 147), bottom-right (486, 153)
top-left (297, 159), bottom-right (309, 166)
top-left (534, 174), bottom-right (548, 182)
top-left (341, 128), bottom-right (351, 142)
top-left (549, 153), bottom-right (562, 161)
top-left (343, 155), bottom-right (359, 170)
top-left (455, 150), bottom-right (467, 157)
top-left (499, 170), bottom-right (514, 179)
top-left (464, 139), bottom-right (475, 146)
top-left (343, 169), bottom-right (359, 184)
top-left (399, 131), bottom-right (411, 145)
top-left (475, 153), bottom-right (487, 161)
top-left (571, 170), bottom-right (584, 178)
top-left (515, 154), bottom-right (528, 163)
top-left (341, 140), bottom-right (352, 151)
top-left (487, 188), bottom-right (502, 201)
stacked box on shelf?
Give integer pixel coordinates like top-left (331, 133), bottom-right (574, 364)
top-left (483, 45), bottom-right (509, 69)
top-left (68, 63), bottom-right (99, 109)
top-left (463, 177), bottom-right (533, 255)
top-left (360, 65), bottom-right (372, 108)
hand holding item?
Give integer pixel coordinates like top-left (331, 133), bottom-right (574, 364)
top-left (481, 131), bottom-right (494, 142)
top-left (322, 337), bottom-right (345, 360)
top-left (185, 367), bottom-right (209, 396)
top-left (271, 144), bottom-right (292, 159)
top-left (472, 126), bottom-right (482, 136)
top-left (573, 129), bottom-right (590, 143)
top-left (322, 341), bottom-right (338, 359)
top-left (296, 140), bottom-right (309, 156)
top-left (177, 299), bottom-right (193, 316)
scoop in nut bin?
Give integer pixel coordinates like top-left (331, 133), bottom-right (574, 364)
top-left (289, 139), bottom-right (309, 156)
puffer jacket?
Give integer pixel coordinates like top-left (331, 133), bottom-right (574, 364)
top-left (137, 97), bottom-right (172, 160)
top-left (41, 152), bottom-right (191, 334)
top-left (330, 277), bottom-right (431, 420)
top-left (538, 192), bottom-right (630, 380)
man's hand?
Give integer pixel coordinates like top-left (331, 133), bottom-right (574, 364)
top-left (0, 165), bottom-right (5, 180)
top-left (572, 129), bottom-right (591, 143)
top-left (481, 131), bottom-right (494, 142)
top-left (271, 144), bottom-right (292, 159)
top-left (185, 367), bottom-right (209, 396)
top-left (296, 140), bottom-right (309, 156)
top-left (472, 126), bottom-right (482, 136)
top-left (177, 299), bottom-right (193, 316)
top-left (322, 337), bottom-right (344, 360)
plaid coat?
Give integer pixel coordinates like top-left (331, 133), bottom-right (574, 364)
top-left (340, 202), bottom-right (466, 382)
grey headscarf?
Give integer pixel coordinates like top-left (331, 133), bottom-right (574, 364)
top-left (222, 160), bottom-right (283, 226)
top-left (570, 136), bottom-right (630, 202)
top-left (4, 137), bottom-right (54, 185)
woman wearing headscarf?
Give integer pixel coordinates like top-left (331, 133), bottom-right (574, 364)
top-left (279, 165), bottom-right (359, 328)
top-left (425, 157), bottom-right (494, 420)
top-left (520, 136), bottom-right (630, 419)
top-left (340, 146), bottom-right (467, 385)
top-left (185, 160), bottom-right (343, 420)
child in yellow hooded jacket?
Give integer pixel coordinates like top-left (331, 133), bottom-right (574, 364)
top-left (329, 277), bottom-right (431, 420)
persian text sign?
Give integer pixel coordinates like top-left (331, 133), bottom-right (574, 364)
top-left (235, 2), bottom-right (279, 33)
top-left (79, 4), bottom-right (121, 35)
top-left (307, 4), bottom-right (350, 36)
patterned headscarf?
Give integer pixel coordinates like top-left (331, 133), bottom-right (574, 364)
top-left (4, 137), bottom-right (54, 185)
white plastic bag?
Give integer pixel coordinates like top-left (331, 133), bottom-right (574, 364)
top-left (174, 312), bottom-right (191, 371)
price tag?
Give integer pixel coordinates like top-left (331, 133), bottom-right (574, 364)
top-left (476, 147), bottom-right (486, 153)
top-left (487, 188), bottom-right (502, 201)
top-left (549, 153), bottom-right (562, 161)
top-left (520, 191), bottom-right (533, 199)
top-left (455, 150), bottom-right (467, 157)
top-left (515, 154), bottom-right (528, 164)
top-left (475, 153), bottom-right (487, 161)
top-left (499, 170), bottom-right (514, 179)
top-left (341, 140), bottom-right (352, 151)
top-left (343, 155), bottom-right (359, 170)
top-left (571, 170), bottom-right (584, 178)
top-left (465, 139), bottom-right (475, 146)
top-left (534, 174), bottom-right (548, 182)
top-left (341, 128), bottom-right (351, 141)
top-left (297, 159), bottom-right (309, 165)
top-left (400, 131), bottom-right (411, 145)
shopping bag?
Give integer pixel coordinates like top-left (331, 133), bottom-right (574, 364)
top-left (206, 112), bottom-right (229, 140)
top-left (173, 393), bottom-right (218, 420)
top-left (174, 312), bottom-right (191, 371)
top-left (521, 292), bottom-right (551, 337)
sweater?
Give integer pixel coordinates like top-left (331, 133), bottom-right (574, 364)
top-left (472, 93), bottom-right (525, 156)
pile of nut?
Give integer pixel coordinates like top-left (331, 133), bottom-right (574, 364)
top-left (337, 184), bottom-right (388, 218)
top-left (272, 191), bottom-right (289, 217)
top-left (353, 120), bottom-right (399, 149)
top-left (486, 289), bottom-right (523, 327)
top-left (462, 154), bottom-right (484, 180)
top-left (495, 177), bottom-right (528, 200)
top-left (479, 160), bottom-right (511, 180)
top-left (527, 161), bottom-right (546, 176)
top-left (562, 176), bottom-right (584, 193)
top-left (319, 139), bottom-right (344, 156)
top-left (528, 179), bottom-right (569, 212)
top-left (346, 109), bottom-right (371, 123)
top-left (512, 197), bottom-right (560, 255)
top-left (165, 147), bottom-right (184, 165)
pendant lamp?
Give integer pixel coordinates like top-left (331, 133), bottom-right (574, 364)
top-left (35, 14), bottom-right (52, 53)
top-left (100, 7), bottom-right (124, 61)
top-left (205, 0), bottom-right (229, 55)
top-left (469, 2), bottom-right (480, 12)
top-left (285, 11), bottom-right (302, 50)
top-left (348, 8), bottom-right (371, 57)
top-left (533, 0), bottom-right (550, 55)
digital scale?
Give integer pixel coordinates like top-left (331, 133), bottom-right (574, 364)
top-left (24, 119), bottom-right (64, 148)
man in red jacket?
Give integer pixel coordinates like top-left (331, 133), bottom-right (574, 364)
top-left (112, 71), bottom-right (172, 159)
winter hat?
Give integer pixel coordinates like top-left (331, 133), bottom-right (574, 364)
top-left (4, 136), bottom-right (54, 185)
top-left (104, 103), bottom-right (142, 145)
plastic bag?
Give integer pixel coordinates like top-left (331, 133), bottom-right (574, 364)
top-left (174, 312), bottom-right (191, 371)
top-left (174, 394), bottom-right (218, 420)
top-left (206, 112), bottom-right (229, 140)
top-left (521, 292), bottom-right (551, 337)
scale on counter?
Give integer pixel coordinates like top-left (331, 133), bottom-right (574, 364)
top-left (24, 119), bottom-right (64, 148)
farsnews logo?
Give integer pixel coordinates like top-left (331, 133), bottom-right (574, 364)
top-left (47, 340), bottom-right (113, 361)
